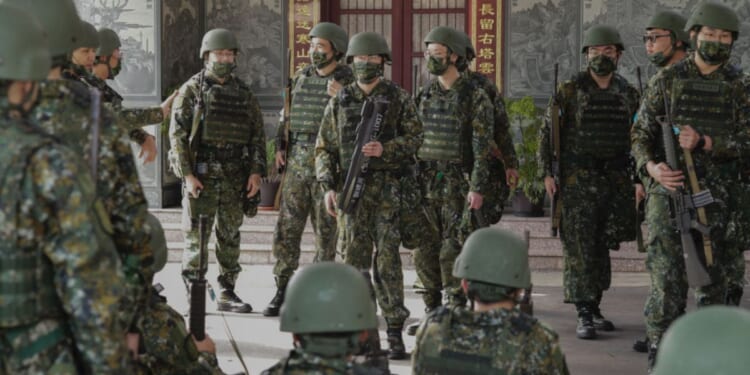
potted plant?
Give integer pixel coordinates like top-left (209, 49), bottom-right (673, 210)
top-left (258, 140), bottom-right (282, 210)
top-left (506, 96), bottom-right (545, 217)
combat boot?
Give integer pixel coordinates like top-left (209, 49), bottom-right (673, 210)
top-left (633, 336), bottom-right (649, 353)
top-left (217, 289), bottom-right (253, 313)
top-left (407, 292), bottom-right (441, 336)
top-left (575, 303), bottom-right (597, 340)
top-left (262, 277), bottom-right (287, 317)
top-left (647, 342), bottom-right (658, 373)
top-left (592, 306), bottom-right (615, 331)
top-left (386, 327), bottom-right (406, 360)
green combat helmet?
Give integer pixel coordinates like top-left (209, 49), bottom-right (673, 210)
top-left (453, 227), bottom-right (531, 302)
top-left (685, 1), bottom-right (740, 38)
top-left (97, 28), bottom-right (121, 57)
top-left (145, 213), bottom-right (168, 275)
top-left (77, 21), bottom-right (100, 49)
top-left (199, 28), bottom-right (238, 58)
top-left (424, 26), bottom-right (466, 57)
top-left (309, 22), bottom-right (348, 58)
top-left (647, 10), bottom-right (690, 46)
top-left (652, 306), bottom-right (750, 375)
top-left (2, 0), bottom-right (82, 58)
top-left (0, 3), bottom-right (51, 81)
top-left (346, 32), bottom-right (391, 63)
top-left (582, 25), bottom-right (625, 52)
top-left (280, 262), bottom-right (378, 334)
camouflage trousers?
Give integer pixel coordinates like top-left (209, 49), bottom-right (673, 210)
top-left (0, 319), bottom-right (87, 374)
top-left (725, 180), bottom-right (749, 305)
top-left (135, 288), bottom-right (223, 375)
top-left (643, 193), bottom-right (734, 345)
top-left (272, 169), bottom-right (336, 286)
top-left (181, 175), bottom-right (244, 289)
top-left (560, 169), bottom-right (635, 304)
top-left (338, 171), bottom-right (410, 327)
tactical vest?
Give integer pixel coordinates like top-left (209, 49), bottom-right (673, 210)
top-left (417, 81), bottom-right (473, 163)
top-left (337, 83), bottom-right (398, 172)
top-left (670, 78), bottom-right (735, 140)
top-left (566, 78), bottom-right (632, 159)
top-left (202, 82), bottom-right (254, 145)
top-left (0, 124), bottom-right (64, 327)
top-left (290, 67), bottom-right (332, 134)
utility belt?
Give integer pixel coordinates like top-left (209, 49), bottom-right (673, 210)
top-left (567, 155), bottom-right (629, 171)
top-left (196, 145), bottom-right (246, 163)
top-left (0, 319), bottom-right (67, 362)
top-left (418, 160), bottom-right (468, 173)
top-left (289, 132), bottom-right (317, 145)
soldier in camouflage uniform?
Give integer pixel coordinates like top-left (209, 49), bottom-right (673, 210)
top-left (412, 228), bottom-right (569, 375)
top-left (8, 0), bottom-right (156, 356)
top-left (170, 28), bottom-right (266, 313)
top-left (0, 4), bottom-right (129, 372)
top-left (316, 31), bottom-right (421, 360)
top-left (540, 25), bottom-right (640, 340)
top-left (630, 3), bottom-right (750, 369)
top-left (262, 262), bottom-right (387, 375)
top-left (135, 214), bottom-right (226, 375)
top-left (264, 22), bottom-right (354, 317)
top-left (633, 10), bottom-right (689, 354)
top-left (413, 26), bottom-right (493, 312)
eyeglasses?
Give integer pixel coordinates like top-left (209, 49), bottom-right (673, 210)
top-left (642, 34), bottom-right (671, 44)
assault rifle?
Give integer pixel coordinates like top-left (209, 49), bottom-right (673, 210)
top-left (338, 97), bottom-right (389, 214)
top-left (549, 63), bottom-right (562, 237)
top-left (89, 88), bottom-right (101, 184)
top-left (656, 80), bottom-right (714, 288)
top-left (519, 230), bottom-right (534, 315)
top-left (189, 215), bottom-right (208, 340)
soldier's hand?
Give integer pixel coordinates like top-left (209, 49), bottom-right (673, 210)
top-left (678, 125), bottom-right (701, 150)
top-left (324, 190), bottom-right (338, 217)
top-left (362, 141), bottom-right (383, 157)
top-left (192, 334), bottom-right (217, 354)
top-left (246, 174), bottom-right (262, 197)
top-left (186, 174), bottom-right (204, 198)
top-left (161, 90), bottom-right (178, 118)
top-left (327, 79), bottom-right (343, 97)
top-left (544, 176), bottom-right (557, 199)
top-left (506, 168), bottom-right (520, 190)
top-left (275, 150), bottom-right (286, 169)
top-left (646, 161), bottom-right (683, 191)
top-left (139, 134), bottom-right (158, 164)
top-left (467, 191), bottom-right (483, 210)
top-left (126, 333), bottom-right (139, 360)
top-left (635, 183), bottom-right (646, 206)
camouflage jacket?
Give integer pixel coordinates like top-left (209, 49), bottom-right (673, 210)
top-left (315, 79), bottom-right (423, 192)
top-left (412, 306), bottom-right (569, 375)
top-left (31, 79), bottom-right (155, 327)
top-left (540, 70), bottom-right (639, 179)
top-left (466, 70), bottom-right (518, 169)
top-left (262, 349), bottom-right (384, 375)
top-left (169, 70), bottom-right (267, 179)
top-left (0, 118), bottom-right (130, 373)
top-left (631, 53), bottom-right (750, 195)
top-left (415, 75), bottom-right (493, 193)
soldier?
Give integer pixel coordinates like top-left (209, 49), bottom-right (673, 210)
top-left (651, 306), bottom-right (750, 374)
top-left (262, 262), bottom-right (387, 374)
top-left (413, 26), bottom-right (493, 312)
top-left (135, 214), bottom-right (225, 375)
top-left (316, 31), bottom-right (422, 359)
top-left (631, 2), bottom-right (750, 369)
top-left (540, 25), bottom-right (640, 340)
top-left (0, 4), bottom-right (129, 373)
top-left (633, 10), bottom-right (689, 354)
top-left (169, 28), bottom-right (266, 313)
top-left (264, 22), bottom-right (353, 317)
top-left (91, 27), bottom-right (174, 164)
top-left (411, 228), bottom-right (570, 374)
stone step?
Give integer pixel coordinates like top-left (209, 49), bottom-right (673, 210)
top-left (161, 222), bottom-right (316, 245)
top-left (151, 208), bottom-right (282, 226)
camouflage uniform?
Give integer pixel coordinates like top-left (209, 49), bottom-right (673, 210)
top-left (413, 76), bottom-right (493, 307)
top-left (32, 78), bottom-right (154, 334)
top-left (0, 119), bottom-right (129, 374)
top-left (540, 71), bottom-right (639, 306)
top-left (272, 64), bottom-right (353, 287)
top-left (169, 70), bottom-right (266, 292)
top-left (412, 306), bottom-right (569, 375)
top-left (631, 53), bottom-right (750, 346)
top-left (262, 349), bottom-right (382, 375)
top-left (316, 79), bottom-right (421, 329)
